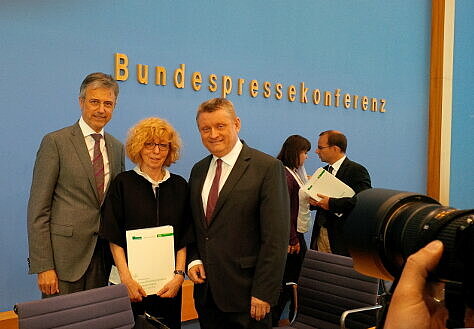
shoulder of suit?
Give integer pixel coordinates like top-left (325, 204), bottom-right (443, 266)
top-left (242, 144), bottom-right (280, 164)
top-left (342, 157), bottom-right (368, 171)
top-left (39, 124), bottom-right (77, 145)
top-left (104, 132), bottom-right (123, 146)
top-left (42, 124), bottom-right (75, 137)
top-left (192, 154), bottom-right (212, 168)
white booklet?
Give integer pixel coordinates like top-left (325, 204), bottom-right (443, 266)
top-left (109, 225), bottom-right (175, 296)
top-left (301, 167), bottom-right (355, 201)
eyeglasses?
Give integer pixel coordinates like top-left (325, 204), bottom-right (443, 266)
top-left (317, 145), bottom-right (332, 150)
top-left (87, 99), bottom-right (115, 109)
top-left (143, 142), bottom-right (170, 151)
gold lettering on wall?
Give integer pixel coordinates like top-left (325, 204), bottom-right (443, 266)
top-left (113, 52), bottom-right (388, 113)
top-left (263, 81), bottom-right (271, 98)
top-left (115, 53), bottom-right (129, 81)
top-left (222, 75), bottom-right (232, 98)
top-left (275, 84), bottom-right (283, 100)
top-left (312, 89), bottom-right (321, 104)
top-left (334, 89), bottom-right (341, 107)
top-left (249, 80), bottom-right (259, 98)
top-left (208, 74), bottom-right (217, 92)
top-left (361, 96), bottom-right (368, 111)
top-left (155, 67), bottom-right (167, 85)
top-left (237, 79), bottom-right (245, 96)
top-left (352, 95), bottom-right (359, 109)
top-left (136, 64), bottom-right (148, 84)
top-left (174, 64), bottom-right (185, 89)
top-left (344, 94), bottom-right (351, 109)
top-left (191, 72), bottom-right (202, 91)
top-left (380, 99), bottom-right (386, 113)
top-left (300, 82), bottom-right (308, 103)
top-left (371, 98), bottom-right (378, 112)
top-left (324, 91), bottom-right (332, 106)
top-left (287, 85), bottom-right (296, 102)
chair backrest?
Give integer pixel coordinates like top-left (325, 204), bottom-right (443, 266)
top-left (14, 284), bottom-right (134, 329)
top-left (293, 250), bottom-right (379, 329)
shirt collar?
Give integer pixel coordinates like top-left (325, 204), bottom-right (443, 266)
top-left (330, 155), bottom-right (346, 173)
top-left (212, 139), bottom-right (243, 167)
top-left (78, 116), bottom-right (104, 138)
top-left (133, 166), bottom-right (170, 187)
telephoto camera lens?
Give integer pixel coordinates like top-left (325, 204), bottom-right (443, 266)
top-left (344, 188), bottom-right (474, 285)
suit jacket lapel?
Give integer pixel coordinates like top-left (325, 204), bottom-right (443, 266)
top-left (335, 157), bottom-right (350, 180)
top-left (196, 156), bottom-right (212, 228)
top-left (69, 123), bottom-right (101, 203)
top-left (104, 133), bottom-right (119, 198)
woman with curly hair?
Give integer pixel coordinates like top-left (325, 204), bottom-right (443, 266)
top-left (100, 117), bottom-right (192, 329)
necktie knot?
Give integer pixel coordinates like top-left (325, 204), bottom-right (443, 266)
top-left (328, 165), bottom-right (334, 174)
top-left (91, 133), bottom-right (102, 142)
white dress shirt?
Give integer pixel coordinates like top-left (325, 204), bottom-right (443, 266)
top-left (328, 155), bottom-right (346, 177)
top-left (201, 139), bottom-right (243, 217)
top-left (78, 117), bottom-right (111, 194)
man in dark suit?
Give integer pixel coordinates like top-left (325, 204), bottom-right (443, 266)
top-left (187, 98), bottom-right (290, 329)
top-left (27, 72), bottom-right (125, 296)
top-left (309, 130), bottom-right (371, 256)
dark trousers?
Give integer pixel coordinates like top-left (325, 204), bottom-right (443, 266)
top-left (43, 239), bottom-right (109, 298)
top-left (196, 288), bottom-right (271, 329)
top-left (132, 290), bottom-right (182, 329)
top-left (271, 235), bottom-right (307, 326)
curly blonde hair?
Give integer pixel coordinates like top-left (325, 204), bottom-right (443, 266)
top-left (126, 117), bottom-right (181, 167)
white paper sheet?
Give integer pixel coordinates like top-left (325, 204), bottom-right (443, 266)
top-left (301, 167), bottom-right (355, 201)
top-left (109, 225), bottom-right (175, 296)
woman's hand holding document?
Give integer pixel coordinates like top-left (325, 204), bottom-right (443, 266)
top-left (109, 225), bottom-right (175, 296)
top-left (301, 167), bottom-right (355, 201)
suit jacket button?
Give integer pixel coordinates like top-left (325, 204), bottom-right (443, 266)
top-left (205, 237), bottom-right (209, 241)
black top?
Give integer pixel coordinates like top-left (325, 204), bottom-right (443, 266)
top-left (100, 170), bottom-right (193, 253)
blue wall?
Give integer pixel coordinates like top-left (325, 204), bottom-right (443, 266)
top-left (451, 0), bottom-right (474, 209)
top-left (0, 1), bottom-right (431, 310)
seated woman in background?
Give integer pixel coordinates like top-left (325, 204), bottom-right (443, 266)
top-left (100, 117), bottom-right (192, 329)
top-left (272, 134), bottom-right (312, 326)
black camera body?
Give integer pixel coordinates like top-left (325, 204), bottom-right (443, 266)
top-left (344, 188), bottom-right (474, 309)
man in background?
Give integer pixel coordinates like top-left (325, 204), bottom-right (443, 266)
top-left (310, 130), bottom-right (371, 256)
top-left (187, 98), bottom-right (290, 329)
top-left (27, 72), bottom-right (125, 296)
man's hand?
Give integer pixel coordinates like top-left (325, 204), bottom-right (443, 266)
top-left (309, 194), bottom-right (330, 210)
top-left (288, 242), bottom-right (301, 254)
top-left (37, 269), bottom-right (59, 295)
top-left (250, 296), bottom-right (270, 321)
top-left (188, 264), bottom-right (206, 284)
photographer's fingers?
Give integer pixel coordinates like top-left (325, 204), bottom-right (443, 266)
top-left (400, 240), bottom-right (444, 292)
top-left (385, 240), bottom-right (444, 329)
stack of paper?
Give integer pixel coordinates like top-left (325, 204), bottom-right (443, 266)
top-left (109, 225), bottom-right (175, 295)
top-left (301, 167), bottom-right (355, 201)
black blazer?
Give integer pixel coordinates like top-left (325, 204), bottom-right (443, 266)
top-left (187, 142), bottom-right (290, 312)
top-left (310, 157), bottom-right (371, 256)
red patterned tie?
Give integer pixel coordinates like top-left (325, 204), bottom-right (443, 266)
top-left (206, 159), bottom-right (222, 224)
top-left (91, 134), bottom-right (105, 203)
